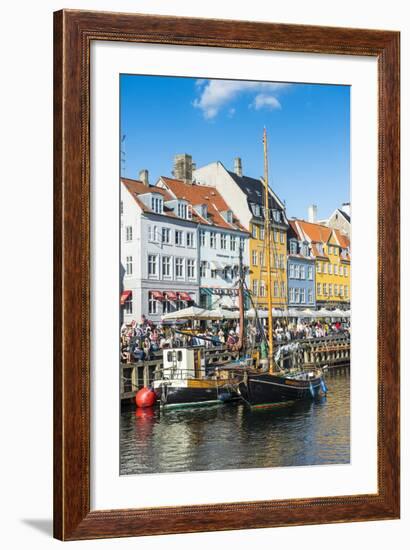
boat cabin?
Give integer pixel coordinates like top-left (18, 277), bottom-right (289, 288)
top-left (162, 348), bottom-right (205, 380)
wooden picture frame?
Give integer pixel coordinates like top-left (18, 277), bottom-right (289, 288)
top-left (54, 9), bottom-right (400, 540)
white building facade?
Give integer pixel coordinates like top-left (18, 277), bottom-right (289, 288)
top-left (121, 177), bottom-right (199, 325)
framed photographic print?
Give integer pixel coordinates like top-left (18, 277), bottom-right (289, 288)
top-left (54, 9), bottom-right (400, 540)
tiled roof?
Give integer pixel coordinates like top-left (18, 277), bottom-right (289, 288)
top-left (295, 219), bottom-right (351, 261)
top-left (121, 178), bottom-right (179, 218)
top-left (226, 170), bottom-right (287, 225)
top-left (159, 177), bottom-right (248, 232)
top-left (337, 209), bottom-right (351, 223)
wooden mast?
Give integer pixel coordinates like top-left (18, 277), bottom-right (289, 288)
top-left (263, 128), bottom-right (274, 373)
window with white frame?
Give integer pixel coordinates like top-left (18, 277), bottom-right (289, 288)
top-left (175, 257), bottom-right (184, 279)
top-left (177, 201), bottom-right (188, 219)
top-left (289, 264), bottom-right (295, 278)
top-left (148, 225), bottom-right (158, 242)
top-left (335, 284), bottom-right (339, 296)
top-left (317, 283), bottom-right (321, 295)
top-left (252, 250), bottom-right (258, 266)
top-left (126, 256), bottom-right (133, 276)
top-left (344, 266), bottom-right (348, 277)
top-left (281, 282), bottom-right (285, 297)
top-left (323, 262), bottom-right (328, 274)
top-left (124, 293), bottom-right (133, 314)
top-left (252, 280), bottom-right (258, 296)
top-left (221, 234), bottom-right (227, 250)
top-left (339, 265), bottom-right (344, 276)
top-left (300, 265), bottom-right (305, 279)
top-left (289, 287), bottom-right (295, 303)
top-left (260, 226), bottom-right (265, 241)
top-left (260, 251), bottom-right (265, 267)
top-left (280, 254), bottom-right (285, 269)
top-left (187, 259), bottom-right (196, 279)
top-left (239, 237), bottom-right (245, 251)
top-left (308, 288), bottom-right (314, 304)
top-left (260, 281), bottom-right (266, 297)
top-left (290, 241), bottom-right (297, 255)
top-left (301, 288), bottom-right (306, 303)
top-left (317, 262), bottom-right (322, 273)
top-left (345, 285), bottom-right (349, 298)
top-left (329, 284), bottom-right (333, 296)
top-left (328, 263), bottom-right (333, 275)
top-left (148, 255), bottom-right (158, 277)
top-left (280, 231), bottom-right (285, 244)
top-left (162, 256), bottom-right (171, 278)
top-left (295, 264), bottom-right (300, 279)
top-left (274, 229), bottom-right (279, 243)
top-left (148, 292), bottom-right (158, 314)
top-left (200, 230), bottom-right (206, 246)
top-left (125, 226), bottom-right (133, 241)
top-left (295, 287), bottom-right (300, 303)
top-left (323, 283), bottom-right (328, 296)
top-left (162, 300), bottom-right (172, 314)
top-left (186, 232), bottom-right (194, 248)
top-left (252, 225), bottom-right (258, 239)
top-left (340, 284), bottom-right (344, 297)
top-left (175, 230), bottom-right (183, 246)
top-left (162, 227), bottom-right (170, 244)
top-left (328, 245), bottom-right (333, 255)
top-left (274, 281), bottom-right (279, 297)
top-left (230, 235), bottom-right (236, 251)
top-left (151, 196), bottom-right (163, 214)
top-left (308, 266), bottom-right (313, 280)
top-left (211, 269), bottom-right (217, 279)
top-left (210, 232), bottom-right (216, 248)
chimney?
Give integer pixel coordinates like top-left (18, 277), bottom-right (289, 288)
top-left (234, 157), bottom-right (242, 177)
top-left (308, 204), bottom-right (317, 223)
top-left (172, 153), bottom-right (193, 184)
top-left (341, 202), bottom-right (351, 216)
top-left (139, 169), bottom-right (149, 186)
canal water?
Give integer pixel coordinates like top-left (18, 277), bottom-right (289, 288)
top-left (120, 370), bottom-right (350, 476)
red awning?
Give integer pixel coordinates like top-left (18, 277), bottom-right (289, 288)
top-left (151, 291), bottom-right (164, 301)
top-left (179, 292), bottom-right (192, 302)
top-left (120, 290), bottom-right (132, 305)
top-left (165, 291), bottom-right (178, 301)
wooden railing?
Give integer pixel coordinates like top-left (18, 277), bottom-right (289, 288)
top-left (120, 334), bottom-right (350, 402)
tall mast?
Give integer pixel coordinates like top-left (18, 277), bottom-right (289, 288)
top-left (263, 128), bottom-right (274, 372)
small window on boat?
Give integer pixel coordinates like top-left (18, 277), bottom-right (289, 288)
top-left (167, 352), bottom-right (172, 363)
top-left (177, 351), bottom-right (183, 362)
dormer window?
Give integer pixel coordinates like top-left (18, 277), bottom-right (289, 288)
top-left (226, 210), bottom-right (233, 223)
top-left (177, 201), bottom-right (189, 219)
top-left (272, 209), bottom-right (281, 222)
top-left (195, 204), bottom-right (207, 219)
top-left (290, 240), bottom-right (297, 255)
top-left (151, 195), bottom-right (163, 214)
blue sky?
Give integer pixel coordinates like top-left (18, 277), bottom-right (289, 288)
top-left (120, 74), bottom-right (350, 220)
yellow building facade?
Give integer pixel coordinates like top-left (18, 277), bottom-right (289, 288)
top-left (249, 221), bottom-right (287, 309)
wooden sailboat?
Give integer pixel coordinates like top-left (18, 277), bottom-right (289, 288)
top-left (235, 129), bottom-right (327, 408)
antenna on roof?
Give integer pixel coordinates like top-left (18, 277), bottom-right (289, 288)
top-left (121, 134), bottom-right (126, 176)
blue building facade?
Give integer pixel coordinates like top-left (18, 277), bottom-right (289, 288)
top-left (287, 221), bottom-right (316, 309)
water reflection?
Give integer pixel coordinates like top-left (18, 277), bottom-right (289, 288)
top-left (120, 371), bottom-right (350, 475)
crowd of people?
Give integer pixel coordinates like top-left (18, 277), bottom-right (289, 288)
top-left (120, 315), bottom-right (350, 364)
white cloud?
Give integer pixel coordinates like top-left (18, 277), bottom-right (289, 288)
top-left (193, 79), bottom-right (288, 119)
top-left (251, 94), bottom-right (281, 111)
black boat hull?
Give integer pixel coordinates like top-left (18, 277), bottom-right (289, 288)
top-left (156, 384), bottom-right (235, 409)
top-left (238, 372), bottom-right (323, 407)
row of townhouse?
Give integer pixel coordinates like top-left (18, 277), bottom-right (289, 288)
top-left (120, 154), bottom-right (351, 323)
top-left (120, 162), bottom-right (250, 325)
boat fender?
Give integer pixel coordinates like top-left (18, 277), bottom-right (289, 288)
top-left (309, 382), bottom-right (315, 398)
top-left (320, 378), bottom-right (328, 394)
top-left (135, 387), bottom-right (157, 408)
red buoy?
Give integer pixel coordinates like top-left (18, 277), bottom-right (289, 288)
top-left (135, 387), bottom-right (157, 408)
